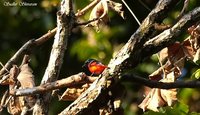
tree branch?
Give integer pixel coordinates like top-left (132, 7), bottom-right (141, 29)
top-left (0, 29), bottom-right (56, 77)
top-left (0, 0), bottom-right (100, 78)
top-left (9, 72), bottom-right (200, 97)
top-left (143, 7), bottom-right (200, 55)
top-left (121, 74), bottom-right (200, 89)
top-left (76, 0), bottom-right (100, 17)
top-left (59, 0), bottom-right (183, 114)
top-left (33, 0), bottom-right (75, 114)
top-left (10, 73), bottom-right (97, 96)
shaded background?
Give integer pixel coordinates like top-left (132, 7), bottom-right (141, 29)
top-left (0, 0), bottom-right (200, 114)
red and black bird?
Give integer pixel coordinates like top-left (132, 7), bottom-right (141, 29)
top-left (82, 59), bottom-right (107, 76)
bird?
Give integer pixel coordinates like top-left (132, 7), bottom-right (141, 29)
top-left (82, 59), bottom-right (107, 76)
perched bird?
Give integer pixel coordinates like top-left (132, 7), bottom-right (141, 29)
top-left (82, 59), bottom-right (107, 76)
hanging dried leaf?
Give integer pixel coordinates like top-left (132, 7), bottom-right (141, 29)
top-left (138, 88), bottom-right (165, 112)
top-left (17, 64), bottom-right (36, 108)
top-left (6, 66), bottom-right (23, 114)
top-left (17, 64), bottom-right (35, 89)
top-left (86, 0), bottom-right (124, 31)
top-left (182, 39), bottom-right (195, 59)
top-left (87, 0), bottom-right (109, 29)
top-left (187, 24), bottom-right (200, 64)
top-left (7, 96), bottom-right (24, 115)
top-left (60, 83), bottom-right (90, 101)
top-left (167, 42), bottom-right (185, 62)
top-left (160, 72), bottom-right (177, 106)
top-left (151, 41), bottom-right (189, 80)
top-left (139, 71), bottom-right (177, 112)
top-left (158, 47), bottom-right (168, 64)
top-left (108, 0), bottom-right (124, 19)
top-left (149, 57), bottom-right (184, 80)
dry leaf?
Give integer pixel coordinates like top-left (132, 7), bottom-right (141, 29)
top-left (17, 64), bottom-right (36, 108)
top-left (144, 24), bottom-right (200, 112)
top-left (88, 0), bottom-right (109, 29)
top-left (60, 83), bottom-right (90, 101)
top-left (0, 65), bottom-right (19, 85)
top-left (86, 0), bottom-right (124, 31)
top-left (187, 24), bottom-right (200, 63)
top-left (158, 47), bottom-right (168, 64)
top-left (17, 64), bottom-right (35, 88)
top-left (188, 24), bottom-right (200, 50)
top-left (139, 88), bottom-right (165, 112)
top-left (182, 39), bottom-right (195, 59)
top-left (193, 48), bottom-right (200, 64)
top-left (107, 1), bottom-right (124, 19)
top-left (7, 96), bottom-right (24, 115)
top-left (139, 71), bottom-right (177, 112)
top-left (151, 41), bottom-right (188, 80)
top-left (160, 72), bottom-right (177, 106)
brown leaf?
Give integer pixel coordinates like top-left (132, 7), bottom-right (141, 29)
top-left (150, 42), bottom-right (187, 80)
top-left (139, 88), bottom-right (165, 112)
top-left (0, 65), bottom-right (19, 85)
top-left (140, 71), bottom-right (177, 112)
top-left (17, 64), bottom-right (35, 88)
top-left (160, 72), bottom-right (177, 106)
top-left (168, 42), bottom-right (185, 62)
top-left (158, 47), bottom-right (168, 64)
top-left (182, 39), bottom-right (195, 59)
top-left (60, 83), bottom-right (90, 101)
top-left (188, 24), bottom-right (200, 49)
top-left (108, 1), bottom-right (124, 19)
top-left (7, 96), bottom-right (24, 115)
top-left (193, 48), bottom-right (200, 64)
top-left (88, 0), bottom-right (109, 29)
top-left (17, 64), bottom-right (36, 108)
top-left (160, 88), bottom-right (177, 106)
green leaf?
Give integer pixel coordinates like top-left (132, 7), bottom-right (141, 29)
top-left (191, 69), bottom-right (200, 79)
top-left (189, 112), bottom-right (200, 115)
top-left (143, 110), bottom-right (167, 115)
top-left (173, 102), bottom-right (189, 114)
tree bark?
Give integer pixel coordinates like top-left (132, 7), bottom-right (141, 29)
top-left (33, 0), bottom-right (75, 114)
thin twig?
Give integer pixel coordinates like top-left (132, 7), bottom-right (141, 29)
top-left (156, 54), bottom-right (166, 78)
top-left (0, 74), bottom-right (10, 84)
top-left (76, 0), bottom-right (100, 17)
top-left (1, 90), bottom-right (8, 107)
top-left (34, 27), bottom-right (57, 46)
top-left (122, 0), bottom-right (141, 26)
top-left (75, 18), bottom-right (99, 26)
top-left (0, 40), bottom-right (35, 77)
top-left (138, 0), bottom-right (151, 11)
top-left (0, 62), bottom-right (9, 73)
top-left (177, 0), bottom-right (190, 19)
